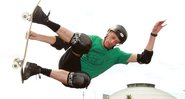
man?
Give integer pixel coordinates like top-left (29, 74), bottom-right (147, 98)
top-left (22, 6), bottom-right (166, 88)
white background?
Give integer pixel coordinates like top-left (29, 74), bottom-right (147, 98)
top-left (0, 0), bottom-right (185, 99)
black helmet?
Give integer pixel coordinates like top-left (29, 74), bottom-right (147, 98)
top-left (108, 25), bottom-right (127, 44)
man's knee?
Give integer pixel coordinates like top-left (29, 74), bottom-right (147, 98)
top-left (67, 71), bottom-right (91, 88)
top-left (71, 33), bottom-right (92, 55)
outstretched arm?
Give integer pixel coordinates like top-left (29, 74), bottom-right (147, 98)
top-left (28, 31), bottom-right (56, 45)
top-left (127, 20), bottom-right (167, 63)
top-left (145, 20), bottom-right (167, 51)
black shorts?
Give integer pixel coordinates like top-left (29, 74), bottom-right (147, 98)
top-left (52, 33), bottom-right (92, 72)
top-left (58, 47), bottom-right (81, 72)
top-left (51, 35), bottom-right (81, 72)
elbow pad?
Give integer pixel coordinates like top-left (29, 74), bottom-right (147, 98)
top-left (137, 50), bottom-right (153, 64)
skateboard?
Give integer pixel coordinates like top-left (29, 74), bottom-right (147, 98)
top-left (12, 0), bottom-right (42, 83)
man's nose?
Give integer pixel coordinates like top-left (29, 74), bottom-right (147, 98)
top-left (111, 40), bottom-right (117, 45)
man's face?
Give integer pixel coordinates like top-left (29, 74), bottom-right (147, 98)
top-left (103, 32), bottom-right (121, 49)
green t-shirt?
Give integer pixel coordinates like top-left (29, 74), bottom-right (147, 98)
top-left (81, 35), bottom-right (131, 78)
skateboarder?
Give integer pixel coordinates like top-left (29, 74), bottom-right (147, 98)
top-left (22, 6), bottom-right (166, 88)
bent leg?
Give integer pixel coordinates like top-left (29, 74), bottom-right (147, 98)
top-left (51, 36), bottom-right (71, 50)
top-left (50, 69), bottom-right (69, 85)
top-left (50, 70), bottom-right (91, 88)
top-left (58, 33), bottom-right (92, 71)
top-left (22, 62), bottom-right (90, 88)
top-left (32, 6), bottom-right (74, 43)
top-left (56, 26), bottom-right (74, 43)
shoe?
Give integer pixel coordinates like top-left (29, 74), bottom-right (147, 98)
top-left (32, 6), bottom-right (50, 24)
top-left (22, 62), bottom-right (41, 80)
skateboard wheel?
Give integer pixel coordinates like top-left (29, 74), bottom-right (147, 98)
top-left (12, 58), bottom-right (22, 69)
top-left (22, 12), bottom-right (31, 21)
top-left (12, 63), bottom-right (19, 69)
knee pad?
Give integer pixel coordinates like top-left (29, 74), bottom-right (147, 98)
top-left (70, 33), bottom-right (92, 55)
top-left (67, 71), bottom-right (91, 88)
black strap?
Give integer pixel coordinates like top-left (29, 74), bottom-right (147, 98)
top-left (151, 33), bottom-right (157, 37)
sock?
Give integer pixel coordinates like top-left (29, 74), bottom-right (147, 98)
top-left (40, 67), bottom-right (52, 77)
top-left (45, 20), bottom-right (60, 32)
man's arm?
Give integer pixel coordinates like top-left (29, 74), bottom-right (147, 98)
top-left (145, 20), bottom-right (167, 51)
top-left (127, 20), bottom-right (167, 63)
top-left (28, 31), bottom-right (56, 45)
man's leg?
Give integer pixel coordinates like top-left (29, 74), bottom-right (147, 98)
top-left (58, 32), bottom-right (92, 70)
top-left (57, 33), bottom-right (92, 88)
top-left (51, 36), bottom-right (71, 50)
top-left (32, 6), bottom-right (73, 43)
top-left (22, 33), bottom-right (92, 88)
top-left (50, 70), bottom-right (91, 88)
top-left (22, 62), bottom-right (68, 84)
top-left (27, 6), bottom-right (92, 88)
top-left (22, 62), bottom-right (91, 88)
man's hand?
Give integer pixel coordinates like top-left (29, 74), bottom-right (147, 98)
top-left (152, 20), bottom-right (167, 34)
top-left (26, 31), bottom-right (40, 40)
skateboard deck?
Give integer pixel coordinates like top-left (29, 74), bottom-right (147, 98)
top-left (12, 0), bottom-right (42, 83)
